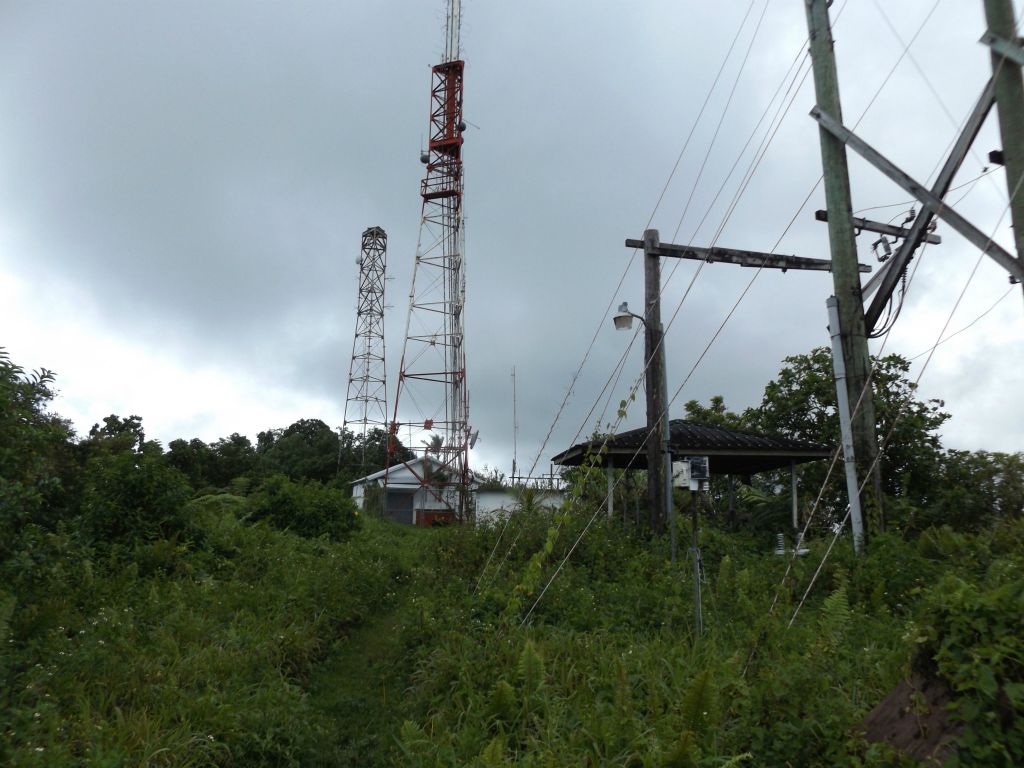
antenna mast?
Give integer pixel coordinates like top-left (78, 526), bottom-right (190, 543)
top-left (343, 226), bottom-right (389, 477)
top-left (511, 367), bottom-right (518, 485)
top-left (387, 0), bottom-right (471, 520)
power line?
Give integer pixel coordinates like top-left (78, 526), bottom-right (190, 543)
top-left (660, 0), bottom-right (951, 418)
top-left (474, 1), bottom-right (773, 594)
top-left (580, 3), bottom-right (831, 457)
top-left (858, 0), bottom-right (942, 124)
top-left (852, 168), bottom-right (1000, 216)
top-left (558, 0), bottom-right (768, 459)
top-left (669, 0), bottom-right (771, 240)
top-left (646, 0), bottom-right (762, 232)
top-left (787, 176), bottom-right (1023, 630)
top-left (907, 286), bottom-right (1014, 360)
top-left (871, 0), bottom-right (1007, 204)
top-left (569, 1), bottom-right (816, 459)
top-left (618, 0), bottom-right (976, 628)
top-left (518, 1), bottom-right (884, 622)
top-left (509, 0), bottom-right (986, 623)
top-left (743, 1), bottom-right (1024, 672)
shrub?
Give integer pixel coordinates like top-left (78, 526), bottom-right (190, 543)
top-left (78, 449), bottom-right (192, 546)
top-left (914, 566), bottom-right (1024, 766)
top-left (248, 475), bottom-right (360, 541)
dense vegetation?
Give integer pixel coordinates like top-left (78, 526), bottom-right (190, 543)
top-left (1, 346), bottom-right (1022, 766)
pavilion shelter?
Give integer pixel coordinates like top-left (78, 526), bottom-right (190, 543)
top-left (551, 420), bottom-right (831, 528)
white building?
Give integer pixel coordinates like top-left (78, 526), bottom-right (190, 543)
top-left (351, 457), bottom-right (465, 526)
top-left (475, 488), bottom-right (564, 524)
top-left (352, 459), bottom-right (564, 526)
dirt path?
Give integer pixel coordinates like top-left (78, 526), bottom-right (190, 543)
top-left (306, 528), bottom-right (430, 766)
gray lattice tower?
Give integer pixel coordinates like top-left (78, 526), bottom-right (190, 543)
top-left (343, 226), bottom-right (388, 474)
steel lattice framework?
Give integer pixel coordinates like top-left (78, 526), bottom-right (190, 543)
top-left (387, 0), bottom-right (471, 520)
top-left (343, 226), bottom-right (388, 475)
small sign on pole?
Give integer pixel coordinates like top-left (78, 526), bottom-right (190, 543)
top-left (671, 461), bottom-right (691, 488)
top-left (685, 456), bottom-right (709, 480)
top-left (685, 456), bottom-right (710, 491)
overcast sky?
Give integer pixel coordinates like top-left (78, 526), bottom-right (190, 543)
top-left (1, 0), bottom-right (1021, 477)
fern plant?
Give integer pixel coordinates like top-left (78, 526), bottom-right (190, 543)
top-left (818, 583), bottom-right (852, 652)
top-left (519, 640), bottom-right (546, 703)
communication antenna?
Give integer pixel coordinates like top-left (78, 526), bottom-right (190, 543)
top-left (342, 226), bottom-right (388, 476)
top-left (512, 367), bottom-right (519, 485)
top-left (387, 0), bottom-right (472, 519)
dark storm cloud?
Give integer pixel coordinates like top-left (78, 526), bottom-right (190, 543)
top-left (1, 1), bottom-right (1019, 459)
top-left (0, 1), bottom-right (428, 351)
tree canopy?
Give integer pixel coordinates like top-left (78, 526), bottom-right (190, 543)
top-left (684, 347), bottom-right (1019, 534)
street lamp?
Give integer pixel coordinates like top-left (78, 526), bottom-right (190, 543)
top-left (613, 302), bottom-right (638, 330)
top-left (612, 300), bottom-right (677, 566)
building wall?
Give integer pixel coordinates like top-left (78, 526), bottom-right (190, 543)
top-left (383, 489), bottom-right (414, 524)
top-left (378, 486), bottom-right (454, 526)
top-left (476, 489), bottom-right (563, 524)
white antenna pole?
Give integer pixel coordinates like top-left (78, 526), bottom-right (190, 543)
top-left (512, 367), bottom-right (518, 483)
top-left (445, 0), bottom-right (462, 62)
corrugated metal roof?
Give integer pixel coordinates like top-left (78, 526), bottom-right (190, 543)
top-left (551, 420), bottom-right (831, 475)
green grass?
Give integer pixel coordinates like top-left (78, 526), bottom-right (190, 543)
top-left (1, 499), bottom-right (421, 766)
top-left (4, 497), bottom-right (1022, 767)
top-left (306, 582), bottom-right (418, 763)
top-left (304, 518), bottom-right (434, 765)
top-left (387, 513), bottom-right (1024, 766)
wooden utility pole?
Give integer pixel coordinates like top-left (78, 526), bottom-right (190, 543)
top-left (690, 487), bottom-right (703, 637)
top-left (805, 0), bottom-right (883, 529)
top-left (624, 230), bottom-right (870, 552)
top-left (983, 0), bottom-right (1024, 298)
top-left (643, 229), bottom-right (668, 535)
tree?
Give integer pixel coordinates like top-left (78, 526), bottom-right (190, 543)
top-left (683, 395), bottom-right (753, 431)
top-left (477, 465), bottom-right (508, 492)
top-left (927, 450), bottom-right (1024, 531)
top-left (79, 449), bottom-right (192, 545)
top-left (0, 348), bottom-right (76, 563)
top-left (754, 348), bottom-right (947, 512)
top-left (248, 474), bottom-right (359, 540)
top-left (685, 348), bottom-right (951, 535)
top-left (258, 419), bottom-right (338, 484)
top-left (167, 438), bottom-right (214, 489)
top-left (256, 428), bottom-right (282, 455)
top-left (423, 434), bottom-right (444, 456)
top-left (334, 426), bottom-right (414, 482)
top-left (208, 433), bottom-right (256, 486)
top-left (85, 414), bottom-right (147, 454)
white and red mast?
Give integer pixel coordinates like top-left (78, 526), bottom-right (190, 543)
top-left (387, 0), bottom-right (472, 520)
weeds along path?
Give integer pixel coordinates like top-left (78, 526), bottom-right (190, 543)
top-left (306, 521), bottom-right (434, 766)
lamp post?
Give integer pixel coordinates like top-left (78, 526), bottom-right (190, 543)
top-left (613, 298), bottom-right (676, 566)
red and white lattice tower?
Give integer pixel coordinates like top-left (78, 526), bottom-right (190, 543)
top-left (387, 0), bottom-right (472, 519)
top-left (343, 226), bottom-right (388, 476)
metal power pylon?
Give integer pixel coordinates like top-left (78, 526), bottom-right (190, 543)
top-left (387, 0), bottom-right (472, 520)
top-left (343, 226), bottom-right (389, 476)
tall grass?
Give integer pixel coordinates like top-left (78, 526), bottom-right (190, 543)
top-left (392, 509), bottom-right (1019, 766)
top-left (2, 497), bottom-right (413, 766)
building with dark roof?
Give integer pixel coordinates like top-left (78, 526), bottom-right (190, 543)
top-left (551, 419), bottom-right (830, 475)
top-left (552, 420), bottom-right (832, 530)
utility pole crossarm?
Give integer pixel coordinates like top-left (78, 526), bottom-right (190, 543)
top-left (814, 210), bottom-right (942, 244)
top-left (624, 238), bottom-right (871, 273)
top-left (862, 256), bottom-right (899, 301)
top-left (862, 79), bottom-right (995, 329)
top-left (811, 106), bottom-right (1024, 283)
top-left (980, 30), bottom-right (1024, 67)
